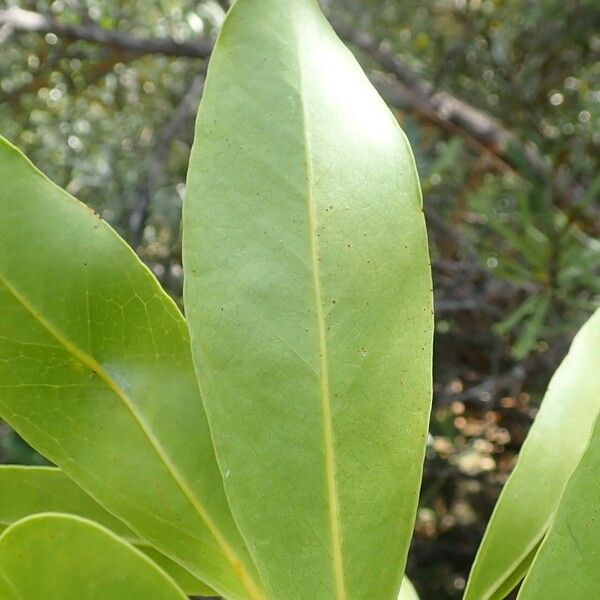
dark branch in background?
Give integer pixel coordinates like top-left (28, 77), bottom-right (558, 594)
top-left (0, 7), bottom-right (213, 59)
top-left (214, 0), bottom-right (233, 12)
top-left (7, 7), bottom-right (595, 298)
top-left (129, 73), bottom-right (205, 245)
top-left (450, 363), bottom-right (529, 405)
top-left (0, 6), bottom-right (548, 183)
top-left (332, 22), bottom-right (548, 180)
top-left (328, 25), bottom-right (600, 233)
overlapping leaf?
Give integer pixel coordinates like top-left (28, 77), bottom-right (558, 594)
top-left (0, 513), bottom-right (187, 599)
top-left (0, 465), bottom-right (214, 596)
top-left (183, 1), bottom-right (433, 598)
top-left (464, 308), bottom-right (600, 599)
top-left (518, 400), bottom-right (600, 598)
top-left (0, 137), bottom-right (263, 600)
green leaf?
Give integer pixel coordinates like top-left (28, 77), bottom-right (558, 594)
top-left (0, 136), bottom-right (263, 600)
top-left (576, 171), bottom-right (600, 210)
top-left (518, 405), bottom-right (600, 599)
top-left (464, 308), bottom-right (600, 600)
top-left (511, 292), bottom-right (551, 359)
top-left (183, 1), bottom-right (433, 599)
top-left (398, 577), bottom-right (420, 600)
top-left (0, 466), bottom-right (132, 540)
top-left (494, 294), bottom-right (539, 335)
top-left (0, 465), bottom-right (215, 597)
top-left (0, 513), bottom-right (187, 599)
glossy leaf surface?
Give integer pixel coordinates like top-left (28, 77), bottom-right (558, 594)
top-left (0, 136), bottom-right (262, 600)
top-left (0, 513), bottom-right (187, 599)
top-left (0, 465), bottom-right (215, 597)
top-left (183, 1), bottom-right (433, 598)
top-left (518, 395), bottom-right (600, 598)
top-left (464, 308), bottom-right (600, 599)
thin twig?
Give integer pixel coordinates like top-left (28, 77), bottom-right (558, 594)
top-left (129, 73), bottom-right (205, 244)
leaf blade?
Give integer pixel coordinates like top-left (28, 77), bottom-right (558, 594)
top-left (0, 513), bottom-right (187, 600)
top-left (464, 308), bottom-right (600, 599)
top-left (0, 136), bottom-right (262, 600)
top-left (0, 465), bottom-right (215, 597)
top-left (518, 403), bottom-right (600, 598)
top-left (183, 1), bottom-right (433, 598)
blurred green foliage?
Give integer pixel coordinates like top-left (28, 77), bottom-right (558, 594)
top-left (0, 0), bottom-right (599, 598)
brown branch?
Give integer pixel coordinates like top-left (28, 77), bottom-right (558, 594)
top-left (332, 24), bottom-right (597, 232)
top-left (129, 73), bottom-right (206, 245)
top-left (373, 74), bottom-right (514, 174)
top-left (0, 7), bottom-right (213, 59)
top-left (1, 6), bottom-right (550, 182)
top-left (332, 22), bottom-right (548, 180)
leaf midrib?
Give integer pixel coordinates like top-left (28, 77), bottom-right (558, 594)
top-left (295, 22), bottom-right (347, 600)
top-left (0, 274), bottom-right (263, 600)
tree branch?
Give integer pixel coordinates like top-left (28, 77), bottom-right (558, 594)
top-left (0, 7), bottom-right (212, 59)
top-left (332, 22), bottom-right (548, 180)
top-left (129, 73), bottom-right (206, 244)
top-left (1, 6), bottom-right (549, 182)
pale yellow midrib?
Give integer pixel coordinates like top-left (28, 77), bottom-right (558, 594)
top-left (296, 34), bottom-right (347, 600)
top-left (0, 275), bottom-right (264, 600)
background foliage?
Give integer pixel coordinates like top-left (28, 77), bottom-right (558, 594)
top-left (0, 0), bottom-right (599, 597)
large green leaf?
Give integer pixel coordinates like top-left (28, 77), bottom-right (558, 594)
top-left (183, 1), bottom-right (433, 599)
top-left (464, 308), bottom-right (600, 599)
top-left (518, 401), bottom-right (600, 598)
top-left (0, 513), bottom-right (187, 599)
top-left (0, 465), bottom-right (215, 597)
top-left (0, 136), bottom-right (263, 600)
